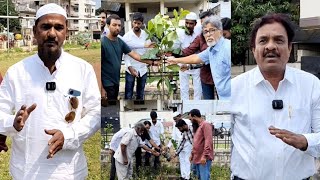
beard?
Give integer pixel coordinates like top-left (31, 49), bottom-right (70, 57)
top-left (133, 27), bottom-right (141, 32)
top-left (207, 40), bottom-right (217, 47)
top-left (192, 121), bottom-right (199, 133)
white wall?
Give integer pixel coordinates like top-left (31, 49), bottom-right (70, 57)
top-left (300, 0), bottom-right (320, 19)
top-left (120, 111), bottom-right (174, 128)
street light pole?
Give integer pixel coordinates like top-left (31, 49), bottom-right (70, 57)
top-left (7, 0), bottom-right (9, 53)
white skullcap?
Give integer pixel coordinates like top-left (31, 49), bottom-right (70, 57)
top-left (185, 12), bottom-right (197, 20)
top-left (173, 111), bottom-right (181, 118)
top-left (36, 3), bottom-right (67, 20)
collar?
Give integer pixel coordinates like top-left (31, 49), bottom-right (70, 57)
top-left (130, 29), bottom-right (145, 38)
top-left (35, 49), bottom-right (64, 71)
top-left (133, 128), bottom-right (139, 137)
top-left (253, 65), bottom-right (294, 86)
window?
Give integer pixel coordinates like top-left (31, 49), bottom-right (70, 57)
top-left (74, 20), bottom-right (78, 23)
top-left (137, 8), bottom-right (147, 13)
top-left (167, 7), bottom-right (179, 12)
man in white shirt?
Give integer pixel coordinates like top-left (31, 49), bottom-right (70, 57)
top-left (231, 13), bottom-right (320, 180)
top-left (165, 112), bottom-right (193, 180)
top-left (146, 110), bottom-right (164, 169)
top-left (123, 12), bottom-right (155, 100)
top-left (114, 123), bottom-right (155, 179)
top-left (0, 3), bottom-right (100, 180)
top-left (109, 123), bottom-right (160, 180)
top-left (175, 119), bottom-right (193, 180)
top-left (173, 12), bottom-right (202, 100)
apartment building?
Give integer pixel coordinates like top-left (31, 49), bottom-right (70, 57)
top-left (13, 0), bottom-right (98, 36)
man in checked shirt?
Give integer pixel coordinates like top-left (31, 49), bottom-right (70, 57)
top-left (174, 119), bottom-right (194, 180)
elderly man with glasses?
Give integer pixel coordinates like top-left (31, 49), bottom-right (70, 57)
top-left (167, 16), bottom-right (231, 100)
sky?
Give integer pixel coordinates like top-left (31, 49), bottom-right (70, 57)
top-left (95, 0), bottom-right (101, 9)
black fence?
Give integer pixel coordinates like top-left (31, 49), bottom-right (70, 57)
top-left (213, 123), bottom-right (231, 149)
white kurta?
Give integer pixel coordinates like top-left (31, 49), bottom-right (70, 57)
top-left (174, 28), bottom-right (202, 100)
top-left (0, 51), bottom-right (101, 180)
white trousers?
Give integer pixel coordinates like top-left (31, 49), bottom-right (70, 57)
top-left (179, 69), bottom-right (202, 100)
top-left (115, 160), bottom-right (133, 180)
top-left (179, 145), bottom-right (192, 179)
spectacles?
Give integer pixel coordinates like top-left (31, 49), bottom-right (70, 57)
top-left (203, 28), bottom-right (218, 36)
top-left (65, 97), bottom-right (79, 123)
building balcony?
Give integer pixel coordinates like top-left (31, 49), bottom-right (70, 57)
top-left (68, 25), bottom-right (79, 31)
top-left (70, 11), bottom-right (79, 17)
top-left (70, 0), bottom-right (79, 6)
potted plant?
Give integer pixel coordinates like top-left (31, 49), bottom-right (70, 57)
top-left (141, 8), bottom-right (190, 100)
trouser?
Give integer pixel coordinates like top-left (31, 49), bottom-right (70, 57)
top-left (201, 81), bottom-right (215, 100)
top-left (145, 145), bottom-right (161, 169)
top-left (178, 147), bottom-right (192, 179)
top-left (135, 147), bottom-right (142, 174)
top-left (194, 160), bottom-right (212, 180)
top-left (179, 69), bottom-right (202, 100)
top-left (110, 151), bottom-right (116, 180)
top-left (104, 84), bottom-right (119, 101)
top-left (125, 71), bottom-right (147, 100)
top-left (115, 160), bottom-right (133, 180)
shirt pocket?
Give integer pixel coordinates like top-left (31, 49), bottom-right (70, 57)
top-left (289, 106), bottom-right (310, 132)
top-left (213, 58), bottom-right (230, 78)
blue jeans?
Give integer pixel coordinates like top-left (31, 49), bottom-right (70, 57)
top-left (201, 81), bottom-right (215, 100)
top-left (195, 160), bottom-right (212, 180)
top-left (125, 71), bottom-right (147, 100)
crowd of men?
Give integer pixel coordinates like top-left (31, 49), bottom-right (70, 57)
top-left (109, 109), bottom-right (213, 180)
top-left (100, 10), bottom-right (231, 101)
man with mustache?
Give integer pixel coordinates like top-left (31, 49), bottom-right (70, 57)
top-left (101, 14), bottom-right (157, 102)
top-left (173, 12), bottom-right (202, 100)
top-left (230, 13), bottom-right (320, 180)
top-left (123, 12), bottom-right (155, 100)
top-left (0, 3), bottom-right (100, 179)
top-left (100, 10), bottom-right (107, 36)
top-left (167, 16), bottom-right (231, 100)
top-left (188, 109), bottom-right (213, 180)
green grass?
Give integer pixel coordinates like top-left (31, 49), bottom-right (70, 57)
top-left (0, 48), bottom-right (101, 179)
top-left (101, 155), bottom-right (231, 180)
top-left (0, 48), bottom-right (100, 75)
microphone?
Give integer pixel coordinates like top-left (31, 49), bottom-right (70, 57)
top-left (272, 100), bottom-right (283, 109)
top-left (46, 82), bottom-right (56, 91)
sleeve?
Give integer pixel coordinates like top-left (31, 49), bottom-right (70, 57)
top-left (122, 34), bottom-right (132, 68)
top-left (123, 33), bottom-right (145, 50)
top-left (60, 65), bottom-right (101, 150)
top-left (197, 47), bottom-right (210, 64)
top-left (120, 38), bottom-right (132, 55)
top-left (302, 77), bottom-right (320, 157)
top-left (145, 131), bottom-right (151, 141)
top-left (120, 131), bottom-right (134, 146)
top-left (224, 40), bottom-right (231, 67)
top-left (202, 123), bottom-right (213, 159)
top-left (0, 70), bottom-right (19, 136)
top-left (182, 35), bottom-right (201, 56)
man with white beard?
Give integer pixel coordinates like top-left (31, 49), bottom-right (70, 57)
top-left (167, 16), bottom-right (231, 100)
